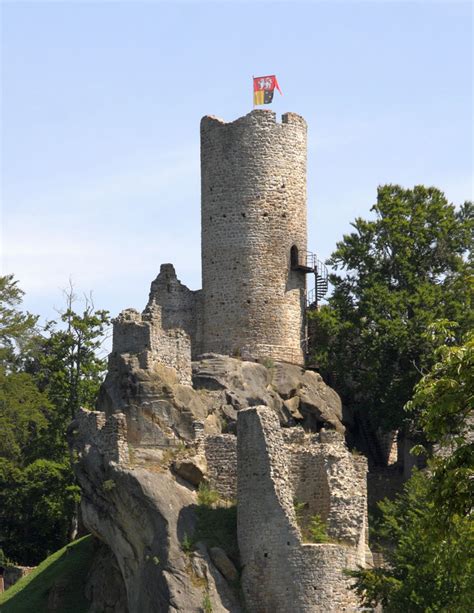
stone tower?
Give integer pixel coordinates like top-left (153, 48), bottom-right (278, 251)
top-left (200, 110), bottom-right (308, 365)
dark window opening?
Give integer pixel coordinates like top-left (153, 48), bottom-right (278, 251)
top-left (290, 245), bottom-right (299, 268)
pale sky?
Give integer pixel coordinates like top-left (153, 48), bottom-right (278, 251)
top-left (1, 0), bottom-right (472, 325)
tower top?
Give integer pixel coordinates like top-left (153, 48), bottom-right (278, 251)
top-left (201, 109), bottom-right (306, 129)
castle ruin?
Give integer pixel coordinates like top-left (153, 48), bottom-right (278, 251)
top-left (113, 110), bottom-right (328, 371)
top-left (71, 110), bottom-right (372, 612)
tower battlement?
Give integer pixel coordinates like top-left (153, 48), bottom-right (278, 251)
top-left (201, 109), bottom-right (307, 128)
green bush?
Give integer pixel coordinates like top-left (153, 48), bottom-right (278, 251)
top-left (197, 482), bottom-right (220, 507)
top-left (181, 532), bottom-right (195, 554)
top-left (307, 514), bottom-right (329, 543)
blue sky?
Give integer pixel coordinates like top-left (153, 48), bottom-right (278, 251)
top-left (2, 0), bottom-right (472, 325)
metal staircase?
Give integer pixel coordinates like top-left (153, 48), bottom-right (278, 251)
top-left (291, 250), bottom-right (329, 309)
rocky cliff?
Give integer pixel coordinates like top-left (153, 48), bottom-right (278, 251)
top-left (69, 345), bottom-right (369, 612)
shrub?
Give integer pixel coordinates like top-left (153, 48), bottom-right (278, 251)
top-left (182, 532), bottom-right (195, 554)
top-left (307, 514), bottom-right (329, 543)
top-left (102, 479), bottom-right (116, 492)
top-left (197, 482), bottom-right (220, 508)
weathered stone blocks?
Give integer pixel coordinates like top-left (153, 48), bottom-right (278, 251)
top-left (200, 110), bottom-right (308, 365)
top-left (237, 406), bottom-right (369, 612)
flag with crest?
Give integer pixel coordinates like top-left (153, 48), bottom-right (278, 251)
top-left (253, 75), bottom-right (282, 105)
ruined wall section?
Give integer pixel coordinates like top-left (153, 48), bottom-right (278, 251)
top-left (204, 434), bottom-right (237, 500)
top-left (201, 424), bottom-right (370, 560)
top-left (201, 111), bottom-right (307, 365)
top-left (285, 429), bottom-right (368, 553)
top-left (112, 302), bottom-right (192, 386)
top-left (72, 408), bottom-right (130, 465)
top-left (147, 263), bottom-right (203, 357)
top-left (237, 407), bottom-right (367, 612)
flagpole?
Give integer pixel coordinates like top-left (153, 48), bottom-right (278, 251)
top-left (252, 75), bottom-right (255, 110)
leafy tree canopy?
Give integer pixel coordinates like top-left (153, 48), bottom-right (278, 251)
top-left (351, 331), bottom-right (474, 612)
top-left (0, 369), bottom-right (52, 465)
top-left (311, 184), bottom-right (473, 430)
top-left (0, 274), bottom-right (38, 368)
top-left (0, 458), bottom-right (80, 565)
top-left (0, 275), bottom-right (109, 564)
top-left (33, 289), bottom-right (110, 421)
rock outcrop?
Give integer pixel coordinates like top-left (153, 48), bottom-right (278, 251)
top-left (69, 408), bottom-right (241, 613)
top-left (97, 351), bottom-right (346, 452)
top-left (86, 541), bottom-right (128, 613)
top-left (68, 345), bottom-right (371, 612)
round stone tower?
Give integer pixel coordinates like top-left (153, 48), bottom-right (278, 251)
top-left (200, 110), bottom-right (307, 365)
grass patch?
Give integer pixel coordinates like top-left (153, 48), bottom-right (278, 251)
top-left (160, 443), bottom-right (189, 468)
top-left (182, 532), bottom-right (195, 555)
top-left (102, 479), bottom-right (116, 492)
top-left (260, 357), bottom-right (275, 370)
top-left (202, 590), bottom-right (213, 612)
top-left (0, 534), bottom-right (95, 613)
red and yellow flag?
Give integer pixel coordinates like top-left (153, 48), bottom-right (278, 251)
top-left (253, 75), bottom-right (282, 106)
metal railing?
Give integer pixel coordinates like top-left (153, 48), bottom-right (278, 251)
top-left (303, 252), bottom-right (329, 307)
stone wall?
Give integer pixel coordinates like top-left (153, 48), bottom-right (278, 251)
top-left (112, 299), bottom-right (192, 386)
top-left (204, 434), bottom-right (237, 500)
top-left (200, 423), bottom-right (369, 563)
top-left (375, 429), bottom-right (398, 465)
top-left (237, 407), bottom-right (368, 612)
top-left (73, 408), bottom-right (129, 465)
top-left (146, 308), bottom-right (192, 383)
top-left (200, 110), bottom-right (308, 365)
top-left (286, 429), bottom-right (369, 555)
top-left (147, 263), bottom-right (198, 349)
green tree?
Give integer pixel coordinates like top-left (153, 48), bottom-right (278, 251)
top-left (406, 326), bottom-right (473, 522)
top-left (0, 275), bottom-right (52, 465)
top-left (0, 277), bottom-right (109, 564)
top-left (0, 369), bottom-right (52, 465)
top-left (0, 274), bottom-right (38, 368)
top-left (311, 185), bottom-right (473, 431)
top-left (0, 458), bottom-right (80, 565)
top-left (351, 332), bottom-right (474, 612)
top-left (34, 287), bottom-right (110, 421)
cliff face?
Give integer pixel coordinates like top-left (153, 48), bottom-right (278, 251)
top-left (69, 407), bottom-right (241, 613)
top-left (70, 343), bottom-right (369, 612)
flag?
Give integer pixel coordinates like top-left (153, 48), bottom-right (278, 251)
top-left (253, 75), bottom-right (282, 106)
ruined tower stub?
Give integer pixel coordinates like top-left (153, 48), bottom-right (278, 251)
top-left (200, 110), bottom-right (307, 365)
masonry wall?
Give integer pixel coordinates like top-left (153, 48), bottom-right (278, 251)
top-left (289, 430), bottom-right (370, 561)
top-left (200, 110), bottom-right (307, 365)
top-left (112, 302), bottom-right (192, 385)
top-left (73, 408), bottom-right (129, 465)
top-left (289, 447), bottom-right (331, 528)
top-left (147, 264), bottom-right (198, 350)
top-left (237, 407), bottom-right (367, 612)
top-left (204, 434), bottom-right (237, 500)
top-left (146, 307), bottom-right (192, 384)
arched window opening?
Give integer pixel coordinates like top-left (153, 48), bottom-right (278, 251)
top-left (290, 245), bottom-right (299, 269)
